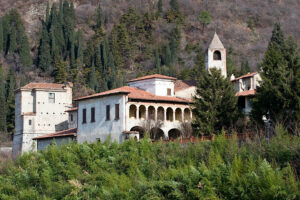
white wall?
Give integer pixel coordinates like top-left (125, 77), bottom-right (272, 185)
top-left (128, 78), bottom-right (175, 96)
top-left (175, 86), bottom-right (196, 99)
top-left (77, 94), bottom-right (126, 143)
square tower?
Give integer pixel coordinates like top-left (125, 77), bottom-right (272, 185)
top-left (205, 32), bottom-right (227, 78)
top-left (12, 82), bottom-right (73, 157)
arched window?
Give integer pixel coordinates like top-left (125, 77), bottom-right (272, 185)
top-left (157, 107), bottom-right (164, 121)
top-left (213, 50), bottom-right (221, 60)
top-left (175, 108), bottom-right (182, 122)
top-left (148, 106), bottom-right (155, 120)
top-left (129, 105), bottom-right (137, 119)
top-left (139, 105), bottom-right (146, 119)
top-left (166, 108), bottom-right (173, 122)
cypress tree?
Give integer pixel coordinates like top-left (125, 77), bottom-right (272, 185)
top-left (192, 69), bottom-right (238, 135)
top-left (0, 20), bottom-right (3, 53)
top-left (158, 0), bottom-right (163, 15)
top-left (162, 44), bottom-right (172, 67)
top-left (19, 34), bottom-right (32, 69)
top-left (6, 68), bottom-right (16, 134)
top-left (2, 15), bottom-right (9, 54)
top-left (95, 45), bottom-right (102, 72)
top-left (88, 64), bottom-right (99, 92)
top-left (9, 27), bottom-right (17, 54)
top-left (101, 37), bottom-right (109, 72)
top-left (0, 66), bottom-right (7, 132)
top-left (96, 4), bottom-right (102, 29)
top-left (170, 0), bottom-right (179, 12)
top-left (75, 30), bottom-right (83, 66)
top-left (38, 25), bottom-right (52, 71)
top-left (46, 1), bottom-right (50, 28)
top-left (154, 48), bottom-right (161, 74)
top-left (240, 60), bottom-right (251, 76)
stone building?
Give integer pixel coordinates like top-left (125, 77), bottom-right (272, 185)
top-left (12, 82), bottom-right (73, 156)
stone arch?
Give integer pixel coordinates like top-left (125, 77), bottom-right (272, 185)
top-left (148, 106), bottom-right (155, 120)
top-left (157, 107), bottom-right (164, 121)
top-left (168, 129), bottom-right (181, 140)
top-left (129, 105), bottom-right (137, 119)
top-left (184, 108), bottom-right (191, 122)
top-left (213, 50), bottom-right (221, 60)
top-left (166, 107), bottom-right (173, 121)
top-left (139, 105), bottom-right (146, 119)
top-left (175, 108), bottom-right (182, 122)
top-left (150, 128), bottom-right (165, 140)
top-left (130, 126), bottom-right (145, 138)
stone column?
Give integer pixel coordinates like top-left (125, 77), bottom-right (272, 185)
top-left (164, 107), bottom-right (167, 121)
top-left (136, 106), bottom-right (138, 119)
top-left (172, 108), bottom-right (175, 122)
top-left (145, 107), bottom-right (148, 120)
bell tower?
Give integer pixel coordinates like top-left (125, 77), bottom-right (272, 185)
top-left (205, 32), bottom-right (227, 78)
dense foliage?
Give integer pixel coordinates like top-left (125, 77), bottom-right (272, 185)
top-left (0, 127), bottom-right (299, 199)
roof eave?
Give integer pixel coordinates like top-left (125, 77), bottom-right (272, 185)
top-left (74, 91), bottom-right (130, 101)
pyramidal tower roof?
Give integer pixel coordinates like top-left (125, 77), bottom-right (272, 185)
top-left (209, 32), bottom-right (224, 49)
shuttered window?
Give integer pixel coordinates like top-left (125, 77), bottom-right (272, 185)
top-left (91, 107), bottom-right (95, 122)
top-left (82, 108), bottom-right (87, 124)
top-left (115, 104), bottom-right (120, 120)
top-left (106, 105), bottom-right (110, 120)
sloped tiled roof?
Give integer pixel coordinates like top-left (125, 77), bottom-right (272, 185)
top-left (231, 72), bottom-right (258, 82)
top-left (235, 89), bottom-right (256, 97)
top-left (33, 128), bottom-right (77, 140)
top-left (128, 74), bottom-right (177, 82)
top-left (20, 83), bottom-right (66, 90)
top-left (65, 107), bottom-right (78, 112)
top-left (209, 32), bottom-right (224, 49)
top-left (75, 86), bottom-right (191, 103)
top-left (174, 80), bottom-right (197, 92)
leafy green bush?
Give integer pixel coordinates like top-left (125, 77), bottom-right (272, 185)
top-left (0, 133), bottom-right (299, 199)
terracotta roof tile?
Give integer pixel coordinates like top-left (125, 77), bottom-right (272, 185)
top-left (75, 86), bottom-right (191, 103)
top-left (20, 82), bottom-right (67, 90)
top-left (127, 74), bottom-right (177, 82)
top-left (231, 72), bottom-right (258, 82)
top-left (33, 128), bottom-right (77, 140)
top-left (65, 107), bottom-right (78, 112)
top-left (235, 89), bottom-right (256, 97)
top-left (174, 80), bottom-right (196, 92)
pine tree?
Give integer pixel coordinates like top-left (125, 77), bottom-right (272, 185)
top-left (0, 66), bottom-right (7, 132)
top-left (251, 23), bottom-right (300, 130)
top-left (198, 10), bottom-right (211, 33)
top-left (192, 69), bottom-right (239, 135)
top-left (52, 58), bottom-right (68, 83)
top-left (38, 25), bottom-right (52, 71)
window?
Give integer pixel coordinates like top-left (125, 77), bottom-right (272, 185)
top-left (91, 107), bottom-right (95, 122)
top-left (82, 108), bottom-right (87, 124)
top-left (213, 50), bottom-right (221, 60)
top-left (29, 120), bottom-right (32, 126)
top-left (106, 105), bottom-right (110, 120)
top-left (115, 104), bottom-right (120, 120)
top-left (48, 93), bottom-right (55, 103)
top-left (70, 114), bottom-right (73, 122)
top-left (167, 88), bottom-right (172, 96)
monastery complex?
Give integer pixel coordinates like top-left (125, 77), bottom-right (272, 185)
top-left (12, 33), bottom-right (261, 156)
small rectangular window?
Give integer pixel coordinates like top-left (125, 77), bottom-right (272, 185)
top-left (48, 93), bottom-right (55, 103)
top-left (82, 108), bottom-right (87, 124)
top-left (91, 107), bottom-right (95, 122)
top-left (29, 120), bottom-right (32, 126)
top-left (70, 114), bottom-right (73, 122)
top-left (115, 104), bottom-right (120, 120)
top-left (167, 88), bottom-right (171, 96)
top-left (106, 105), bottom-right (110, 120)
